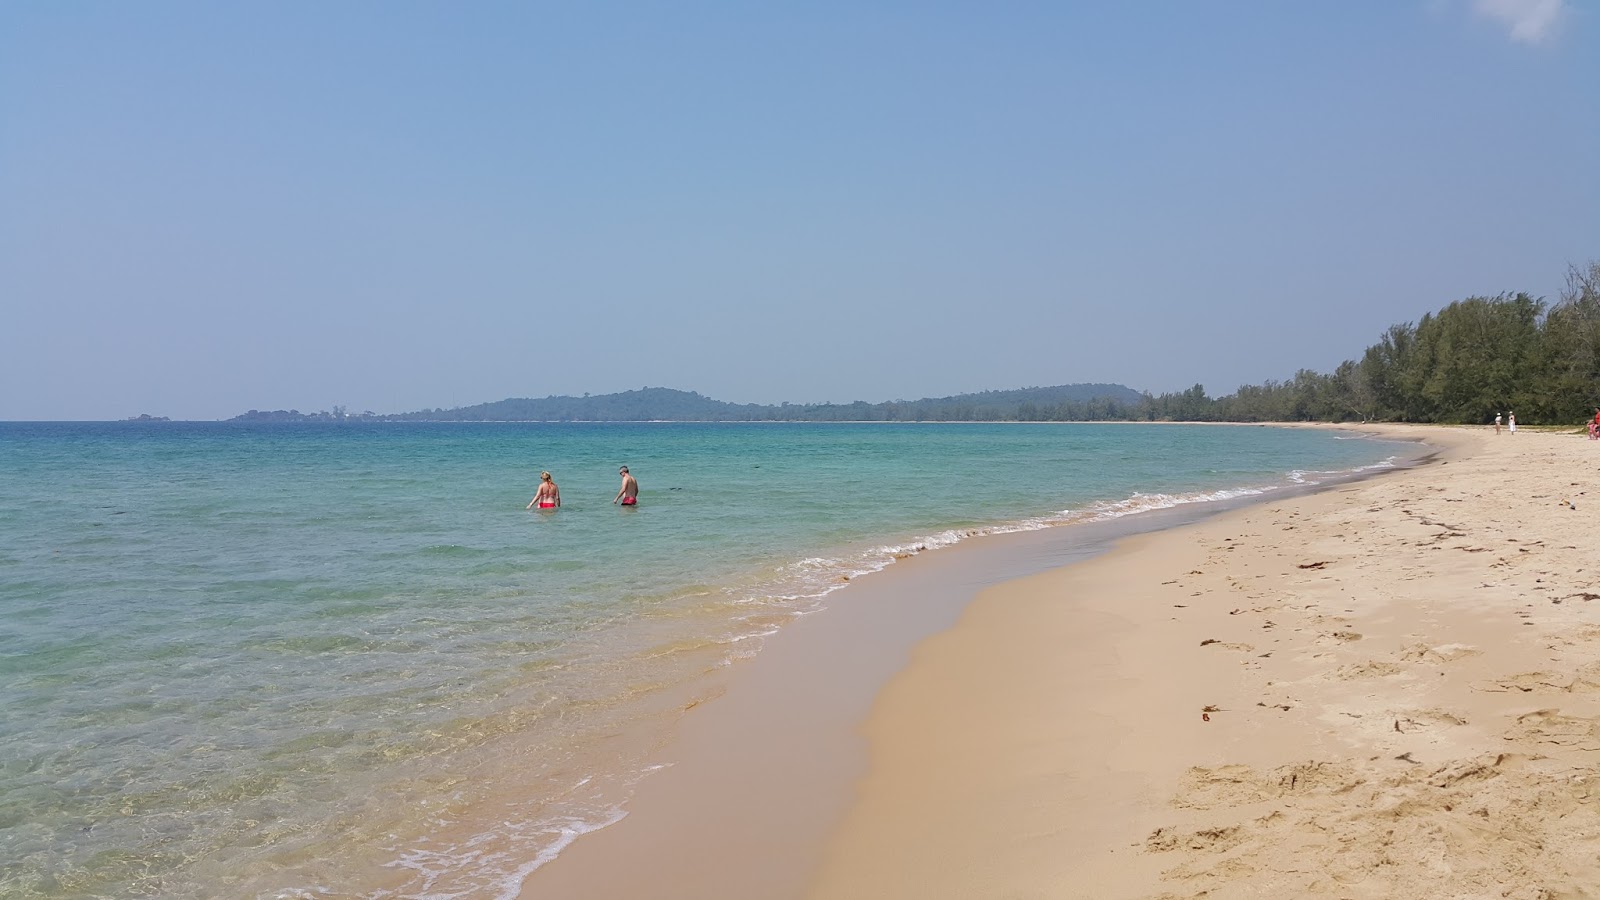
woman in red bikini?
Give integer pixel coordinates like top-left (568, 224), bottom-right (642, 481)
top-left (527, 471), bottom-right (561, 510)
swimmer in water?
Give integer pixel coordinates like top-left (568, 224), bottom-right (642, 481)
top-left (613, 465), bottom-right (638, 506)
top-left (527, 471), bottom-right (561, 510)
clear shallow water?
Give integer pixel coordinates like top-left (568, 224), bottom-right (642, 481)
top-left (0, 422), bottom-right (1413, 898)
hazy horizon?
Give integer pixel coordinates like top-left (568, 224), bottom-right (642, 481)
top-left (23, 381), bottom-right (1147, 422)
top-left (4, 2), bottom-right (1596, 420)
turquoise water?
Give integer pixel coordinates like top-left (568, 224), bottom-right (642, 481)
top-left (0, 422), bottom-right (1412, 898)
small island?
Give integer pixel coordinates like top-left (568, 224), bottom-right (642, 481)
top-left (230, 406), bottom-right (374, 423)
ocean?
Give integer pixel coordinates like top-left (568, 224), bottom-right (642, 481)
top-left (0, 421), bottom-right (1414, 898)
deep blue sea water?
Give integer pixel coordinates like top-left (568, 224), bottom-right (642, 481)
top-left (0, 422), bottom-right (1414, 898)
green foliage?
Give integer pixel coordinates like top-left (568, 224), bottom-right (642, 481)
top-left (1151, 261), bottom-right (1599, 426)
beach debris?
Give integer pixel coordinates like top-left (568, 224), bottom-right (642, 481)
top-left (1202, 713), bottom-right (1210, 722)
top-left (1188, 569), bottom-right (1204, 575)
top-left (1202, 705), bottom-right (1222, 713)
top-left (1200, 638), bottom-right (1220, 646)
top-left (1395, 751), bottom-right (1419, 764)
top-left (1229, 608), bottom-right (1244, 615)
top-left (1173, 604), bottom-right (1188, 608)
top-left (1297, 561), bottom-right (1330, 570)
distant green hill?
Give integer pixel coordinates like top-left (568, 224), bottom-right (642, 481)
top-left (232, 384), bottom-right (1150, 423)
top-left (382, 385), bottom-right (1146, 422)
top-left (390, 388), bottom-right (767, 422)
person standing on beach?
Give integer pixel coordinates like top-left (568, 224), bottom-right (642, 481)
top-left (527, 471), bottom-right (561, 510)
top-left (1591, 408), bottom-right (1599, 440)
top-left (1508, 412), bottom-right (1517, 434)
top-left (613, 466), bottom-right (639, 506)
top-left (1495, 413), bottom-right (1502, 435)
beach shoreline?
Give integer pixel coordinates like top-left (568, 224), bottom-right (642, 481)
top-left (807, 424), bottom-right (1600, 898)
top-left (0, 421), bottom-right (1420, 900)
top-left (514, 425), bottom-right (1443, 898)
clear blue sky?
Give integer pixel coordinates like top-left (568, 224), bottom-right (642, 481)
top-left (2, 1), bottom-right (1595, 420)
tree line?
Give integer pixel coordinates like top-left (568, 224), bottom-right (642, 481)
top-left (1136, 262), bottom-right (1599, 425)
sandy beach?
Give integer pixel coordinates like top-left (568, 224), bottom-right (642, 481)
top-left (521, 424), bottom-right (1600, 899)
top-left (809, 425), bottom-right (1600, 898)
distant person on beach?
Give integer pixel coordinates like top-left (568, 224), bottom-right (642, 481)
top-left (1591, 409), bottom-right (1599, 440)
top-left (527, 471), bottom-right (561, 510)
top-left (1494, 413), bottom-right (1502, 435)
top-left (1508, 412), bottom-right (1517, 434)
top-left (613, 466), bottom-right (639, 506)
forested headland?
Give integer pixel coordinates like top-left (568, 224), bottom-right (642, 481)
top-left (1148, 261), bottom-right (1600, 425)
top-left (232, 262), bottom-right (1597, 426)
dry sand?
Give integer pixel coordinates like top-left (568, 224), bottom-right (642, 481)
top-left (807, 425), bottom-right (1600, 899)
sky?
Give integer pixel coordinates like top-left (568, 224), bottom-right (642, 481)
top-left (2, 1), bottom-right (1596, 420)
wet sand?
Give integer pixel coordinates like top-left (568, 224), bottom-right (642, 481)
top-left (517, 505), bottom-right (1149, 898)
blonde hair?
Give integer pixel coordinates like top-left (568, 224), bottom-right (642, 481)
top-left (540, 471), bottom-right (552, 482)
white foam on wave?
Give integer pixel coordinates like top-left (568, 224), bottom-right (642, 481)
top-left (722, 476), bottom-right (1314, 634)
top-left (1290, 455), bottom-right (1399, 485)
top-left (1077, 486), bottom-right (1273, 521)
top-left (488, 809), bottom-right (629, 900)
top-left (726, 449), bottom-right (1410, 629)
top-left (362, 763), bottom-right (673, 900)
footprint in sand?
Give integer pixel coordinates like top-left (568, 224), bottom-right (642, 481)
top-left (1335, 660), bottom-right (1404, 679)
top-left (1389, 708), bottom-right (1469, 733)
top-left (1160, 852), bottom-right (1261, 884)
top-left (1398, 642), bottom-right (1480, 663)
top-left (1472, 671), bottom-right (1566, 693)
top-left (1567, 665), bottom-right (1600, 693)
top-left (1171, 761), bottom-right (1363, 810)
top-left (1198, 640), bottom-right (1255, 652)
top-left (1145, 824), bottom-right (1244, 853)
top-left (1506, 708), bottom-right (1600, 751)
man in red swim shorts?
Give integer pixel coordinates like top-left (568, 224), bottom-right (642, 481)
top-left (613, 465), bottom-right (639, 506)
